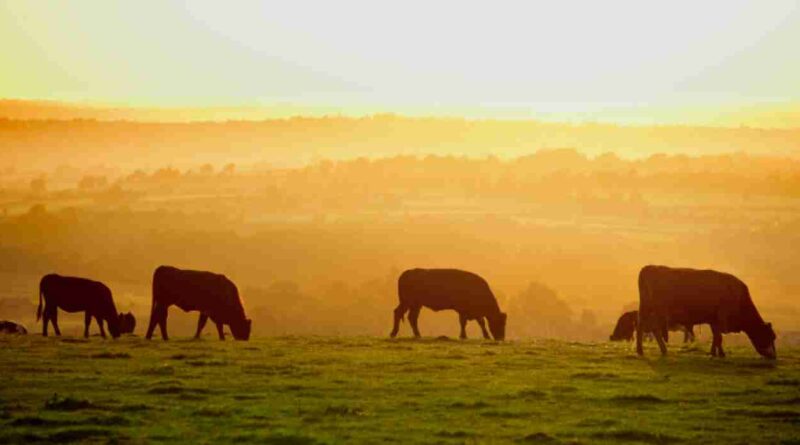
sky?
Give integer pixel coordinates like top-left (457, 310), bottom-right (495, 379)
top-left (1, 1), bottom-right (799, 125)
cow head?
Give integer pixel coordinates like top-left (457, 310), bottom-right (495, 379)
top-left (118, 312), bottom-right (136, 334)
top-left (488, 312), bottom-right (507, 341)
top-left (106, 314), bottom-right (121, 339)
top-left (750, 322), bottom-right (776, 359)
top-left (609, 311), bottom-right (636, 341)
top-left (230, 318), bottom-right (252, 341)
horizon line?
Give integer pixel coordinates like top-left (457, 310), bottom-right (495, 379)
top-left (1, 98), bottom-right (799, 130)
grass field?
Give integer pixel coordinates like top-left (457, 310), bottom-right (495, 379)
top-left (1, 335), bottom-right (799, 444)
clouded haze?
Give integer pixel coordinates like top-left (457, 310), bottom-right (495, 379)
top-left (1, 1), bottom-right (799, 125)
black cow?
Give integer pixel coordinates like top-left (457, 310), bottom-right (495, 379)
top-left (118, 312), bottom-right (136, 334)
top-left (390, 268), bottom-right (507, 340)
top-left (0, 320), bottom-right (27, 334)
top-left (37, 274), bottom-right (122, 338)
top-left (146, 266), bottom-right (252, 341)
top-left (637, 265), bottom-right (776, 358)
top-left (609, 310), bottom-right (695, 343)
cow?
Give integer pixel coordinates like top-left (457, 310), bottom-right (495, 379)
top-left (609, 310), bottom-right (695, 343)
top-left (390, 268), bottom-right (507, 340)
top-left (636, 265), bottom-right (776, 359)
top-left (145, 265), bottom-right (252, 341)
top-left (118, 312), bottom-right (136, 334)
top-left (37, 274), bottom-right (122, 339)
top-left (0, 320), bottom-right (28, 334)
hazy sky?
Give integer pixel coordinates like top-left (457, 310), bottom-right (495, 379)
top-left (1, 1), bottom-right (799, 123)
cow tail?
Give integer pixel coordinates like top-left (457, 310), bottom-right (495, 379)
top-left (36, 281), bottom-right (43, 321)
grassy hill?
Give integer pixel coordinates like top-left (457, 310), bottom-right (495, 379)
top-left (1, 335), bottom-right (799, 444)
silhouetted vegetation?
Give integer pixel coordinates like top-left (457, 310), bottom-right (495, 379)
top-left (1, 149), bottom-right (800, 341)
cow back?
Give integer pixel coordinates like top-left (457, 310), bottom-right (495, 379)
top-left (399, 268), bottom-right (501, 318)
top-left (153, 266), bottom-right (245, 324)
top-left (639, 265), bottom-right (755, 330)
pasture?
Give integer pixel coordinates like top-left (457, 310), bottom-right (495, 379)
top-left (1, 335), bottom-right (799, 444)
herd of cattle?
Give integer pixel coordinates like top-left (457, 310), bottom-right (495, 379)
top-left (0, 264), bottom-right (778, 359)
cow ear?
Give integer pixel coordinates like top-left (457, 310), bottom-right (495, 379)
top-left (767, 322), bottom-right (772, 328)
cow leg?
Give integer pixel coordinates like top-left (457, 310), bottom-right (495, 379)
top-left (194, 313), bottom-right (209, 339)
top-left (635, 315), bottom-right (644, 356)
top-left (96, 317), bottom-right (106, 339)
top-left (710, 324), bottom-right (725, 357)
top-left (145, 303), bottom-right (159, 340)
top-left (42, 310), bottom-right (49, 337)
top-left (408, 306), bottom-right (421, 338)
top-left (458, 312), bottom-right (468, 339)
top-left (148, 303), bottom-right (169, 341)
top-left (215, 321), bottom-right (225, 341)
top-left (477, 317), bottom-right (491, 340)
top-left (654, 327), bottom-right (668, 356)
top-left (84, 312), bottom-right (92, 338)
top-left (390, 303), bottom-right (407, 338)
top-left (50, 308), bottom-right (61, 336)
top-left (158, 307), bottom-right (169, 341)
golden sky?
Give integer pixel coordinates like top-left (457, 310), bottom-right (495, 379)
top-left (1, 1), bottom-right (799, 126)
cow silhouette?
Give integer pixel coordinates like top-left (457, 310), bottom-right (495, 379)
top-left (37, 274), bottom-right (122, 338)
top-left (146, 266), bottom-right (252, 341)
top-left (390, 268), bottom-right (507, 340)
top-left (610, 310), bottom-right (695, 343)
top-left (637, 265), bottom-right (775, 358)
top-left (0, 320), bottom-right (27, 334)
top-left (118, 312), bottom-right (136, 334)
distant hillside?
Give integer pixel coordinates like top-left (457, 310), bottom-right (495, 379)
top-left (2, 113), bottom-right (800, 171)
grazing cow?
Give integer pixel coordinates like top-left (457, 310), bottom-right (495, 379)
top-left (118, 312), bottom-right (136, 334)
top-left (637, 265), bottom-right (776, 359)
top-left (0, 320), bottom-right (27, 334)
top-left (37, 274), bottom-right (121, 339)
top-left (390, 268), bottom-right (507, 340)
top-left (609, 310), bottom-right (695, 343)
top-left (146, 266), bottom-right (252, 341)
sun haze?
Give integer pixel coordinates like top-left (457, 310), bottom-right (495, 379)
top-left (3, 4), bottom-right (800, 443)
top-left (1, 1), bottom-right (799, 126)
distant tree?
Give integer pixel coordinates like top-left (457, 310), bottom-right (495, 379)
top-left (199, 164), bottom-right (214, 175)
top-left (152, 166), bottom-right (181, 181)
top-left (78, 175), bottom-right (108, 190)
top-left (507, 281), bottom-right (574, 338)
top-left (30, 176), bottom-right (46, 194)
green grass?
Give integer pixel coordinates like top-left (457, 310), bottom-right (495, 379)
top-left (1, 335), bottom-right (799, 444)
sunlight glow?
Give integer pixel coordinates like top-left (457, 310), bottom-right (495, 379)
top-left (1, 1), bottom-right (799, 126)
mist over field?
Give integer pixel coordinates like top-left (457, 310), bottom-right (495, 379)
top-left (4, 2), bottom-right (800, 442)
top-left (2, 119), bottom-right (800, 343)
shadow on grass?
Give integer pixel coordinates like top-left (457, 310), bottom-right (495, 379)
top-left (2, 427), bottom-right (122, 443)
top-left (437, 430), bottom-right (476, 439)
top-left (608, 394), bottom-right (667, 406)
top-left (724, 408), bottom-right (800, 421)
top-left (90, 352), bottom-right (131, 359)
top-left (590, 429), bottom-right (682, 444)
top-left (146, 383), bottom-right (210, 399)
top-left (517, 432), bottom-right (559, 443)
top-left (571, 372), bottom-right (620, 381)
top-left (43, 394), bottom-right (98, 411)
top-left (766, 378), bottom-right (800, 387)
